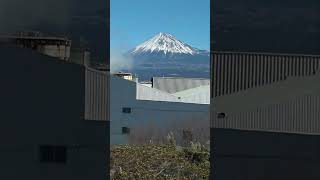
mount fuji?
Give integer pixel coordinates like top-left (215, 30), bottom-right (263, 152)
top-left (123, 32), bottom-right (210, 80)
top-left (131, 32), bottom-right (208, 55)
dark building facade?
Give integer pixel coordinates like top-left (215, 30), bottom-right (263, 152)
top-left (0, 45), bottom-right (108, 179)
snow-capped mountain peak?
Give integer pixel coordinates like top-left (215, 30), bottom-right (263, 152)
top-left (131, 32), bottom-right (201, 55)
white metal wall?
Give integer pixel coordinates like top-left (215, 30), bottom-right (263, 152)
top-left (84, 66), bottom-right (109, 121)
top-left (153, 77), bottom-right (210, 94)
top-left (136, 83), bottom-right (182, 102)
top-left (173, 85), bottom-right (210, 104)
top-left (111, 76), bottom-right (209, 144)
top-left (137, 81), bottom-right (210, 104)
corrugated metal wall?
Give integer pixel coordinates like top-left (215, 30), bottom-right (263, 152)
top-left (136, 83), bottom-right (182, 102)
top-left (212, 52), bottom-right (320, 97)
top-left (84, 66), bottom-right (109, 121)
top-left (213, 94), bottom-right (320, 134)
top-left (211, 52), bottom-right (320, 134)
top-left (173, 85), bottom-right (210, 104)
top-left (153, 77), bottom-right (210, 94)
top-left (137, 82), bottom-right (210, 104)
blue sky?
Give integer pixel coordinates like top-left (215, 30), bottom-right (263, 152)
top-left (111, 0), bottom-right (210, 52)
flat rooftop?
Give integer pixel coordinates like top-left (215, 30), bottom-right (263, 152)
top-left (0, 33), bottom-right (71, 46)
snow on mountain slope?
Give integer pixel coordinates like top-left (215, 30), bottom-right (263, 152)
top-left (130, 32), bottom-right (207, 56)
top-left (123, 32), bottom-right (210, 81)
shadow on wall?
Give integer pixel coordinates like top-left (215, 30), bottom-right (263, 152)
top-left (128, 117), bottom-right (210, 147)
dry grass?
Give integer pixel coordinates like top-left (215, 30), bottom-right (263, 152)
top-left (127, 118), bottom-right (210, 146)
top-left (111, 118), bottom-right (210, 179)
top-left (110, 144), bottom-right (210, 179)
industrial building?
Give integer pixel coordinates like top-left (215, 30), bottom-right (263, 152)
top-left (113, 72), bottom-right (135, 81)
top-left (152, 77), bottom-right (210, 94)
top-left (211, 51), bottom-right (320, 179)
top-left (110, 74), bottom-right (210, 144)
top-left (0, 32), bottom-right (108, 179)
top-left (211, 51), bottom-right (320, 134)
top-left (0, 32), bottom-right (71, 61)
top-left (0, 31), bottom-right (92, 66)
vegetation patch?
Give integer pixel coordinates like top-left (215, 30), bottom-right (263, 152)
top-left (110, 143), bottom-right (210, 179)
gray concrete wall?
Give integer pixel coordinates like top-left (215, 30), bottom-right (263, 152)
top-left (37, 44), bottom-right (70, 60)
top-left (0, 47), bottom-right (107, 180)
top-left (69, 49), bottom-right (91, 65)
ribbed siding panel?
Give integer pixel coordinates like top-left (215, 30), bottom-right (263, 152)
top-left (227, 54), bottom-right (232, 94)
top-left (230, 54), bottom-right (235, 94)
top-left (212, 52), bottom-right (320, 97)
top-left (245, 54), bottom-right (250, 89)
top-left (241, 54), bottom-right (246, 91)
top-left (260, 55), bottom-right (263, 85)
top-left (221, 54), bottom-right (226, 95)
top-left (153, 77), bottom-right (210, 94)
top-left (138, 82), bottom-right (210, 104)
top-left (281, 56), bottom-right (285, 80)
top-left (137, 83), bottom-right (182, 102)
top-left (212, 52), bottom-right (320, 134)
top-left (235, 54), bottom-right (239, 93)
top-left (213, 94), bottom-right (320, 134)
top-left (84, 67), bottom-right (108, 121)
top-left (216, 54), bottom-right (221, 96)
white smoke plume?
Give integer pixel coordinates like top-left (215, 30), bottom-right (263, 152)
top-left (110, 49), bottom-right (133, 73)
